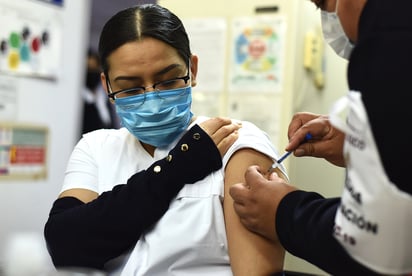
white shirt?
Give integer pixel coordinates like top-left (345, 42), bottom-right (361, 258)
top-left (61, 116), bottom-right (285, 275)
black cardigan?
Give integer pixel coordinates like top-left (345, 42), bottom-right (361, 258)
top-left (44, 124), bottom-right (222, 270)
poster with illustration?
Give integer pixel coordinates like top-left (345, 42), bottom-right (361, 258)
top-left (229, 16), bottom-right (286, 93)
top-left (0, 1), bottom-right (63, 80)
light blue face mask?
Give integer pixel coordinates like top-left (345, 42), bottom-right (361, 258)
top-left (321, 10), bottom-right (354, 60)
top-left (115, 86), bottom-right (193, 148)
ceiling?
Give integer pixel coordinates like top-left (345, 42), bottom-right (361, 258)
top-left (89, 0), bottom-right (155, 51)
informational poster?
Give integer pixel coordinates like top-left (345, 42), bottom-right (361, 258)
top-left (0, 76), bottom-right (18, 120)
top-left (229, 16), bottom-right (286, 93)
top-left (183, 18), bottom-right (227, 93)
top-left (0, 1), bottom-right (63, 80)
top-left (182, 18), bottom-right (227, 118)
top-left (0, 124), bottom-right (48, 180)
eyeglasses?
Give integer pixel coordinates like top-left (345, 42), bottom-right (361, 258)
top-left (107, 72), bottom-right (190, 100)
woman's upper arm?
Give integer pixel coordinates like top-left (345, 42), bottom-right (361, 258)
top-left (58, 135), bottom-right (100, 203)
top-left (59, 188), bottom-right (98, 203)
top-left (224, 148), bottom-right (285, 275)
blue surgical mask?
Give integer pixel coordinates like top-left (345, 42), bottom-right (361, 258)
top-left (321, 10), bottom-right (354, 60)
top-left (115, 86), bottom-right (193, 148)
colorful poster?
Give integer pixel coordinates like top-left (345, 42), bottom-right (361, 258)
top-left (0, 124), bottom-right (48, 180)
top-left (229, 16), bottom-right (286, 93)
top-left (0, 2), bottom-right (63, 80)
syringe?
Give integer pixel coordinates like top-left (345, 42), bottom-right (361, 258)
top-left (269, 133), bottom-right (312, 172)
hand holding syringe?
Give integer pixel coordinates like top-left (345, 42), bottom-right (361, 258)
top-left (268, 133), bottom-right (312, 172)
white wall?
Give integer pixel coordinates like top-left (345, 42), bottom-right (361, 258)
top-left (0, 0), bottom-right (91, 269)
top-left (160, 0), bottom-right (348, 275)
top-left (284, 1), bottom-right (348, 274)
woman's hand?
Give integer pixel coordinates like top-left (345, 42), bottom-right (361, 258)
top-left (199, 117), bottom-right (241, 157)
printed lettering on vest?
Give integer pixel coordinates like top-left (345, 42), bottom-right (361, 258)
top-left (339, 203), bottom-right (378, 235)
top-left (345, 177), bottom-right (362, 205)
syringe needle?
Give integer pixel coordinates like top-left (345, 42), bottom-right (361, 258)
top-left (268, 133), bottom-right (312, 172)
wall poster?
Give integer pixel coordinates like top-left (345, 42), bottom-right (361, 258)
top-left (0, 124), bottom-right (48, 180)
top-left (0, 76), bottom-right (18, 121)
top-left (0, 1), bottom-right (63, 80)
top-left (229, 15), bottom-right (286, 93)
top-left (182, 17), bottom-right (227, 117)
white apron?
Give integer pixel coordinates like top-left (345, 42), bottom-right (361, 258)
top-left (330, 91), bottom-right (412, 275)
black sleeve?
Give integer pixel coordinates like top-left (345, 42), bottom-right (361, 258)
top-left (44, 124), bottom-right (222, 270)
top-left (276, 191), bottom-right (380, 276)
top-left (348, 0), bottom-right (412, 194)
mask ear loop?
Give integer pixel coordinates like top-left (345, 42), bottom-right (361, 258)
top-left (187, 59), bottom-right (192, 84)
top-left (179, 59), bottom-right (192, 96)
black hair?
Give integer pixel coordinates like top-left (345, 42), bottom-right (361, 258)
top-left (98, 4), bottom-right (191, 75)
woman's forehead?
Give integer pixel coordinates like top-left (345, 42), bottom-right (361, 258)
top-left (107, 39), bottom-right (183, 71)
